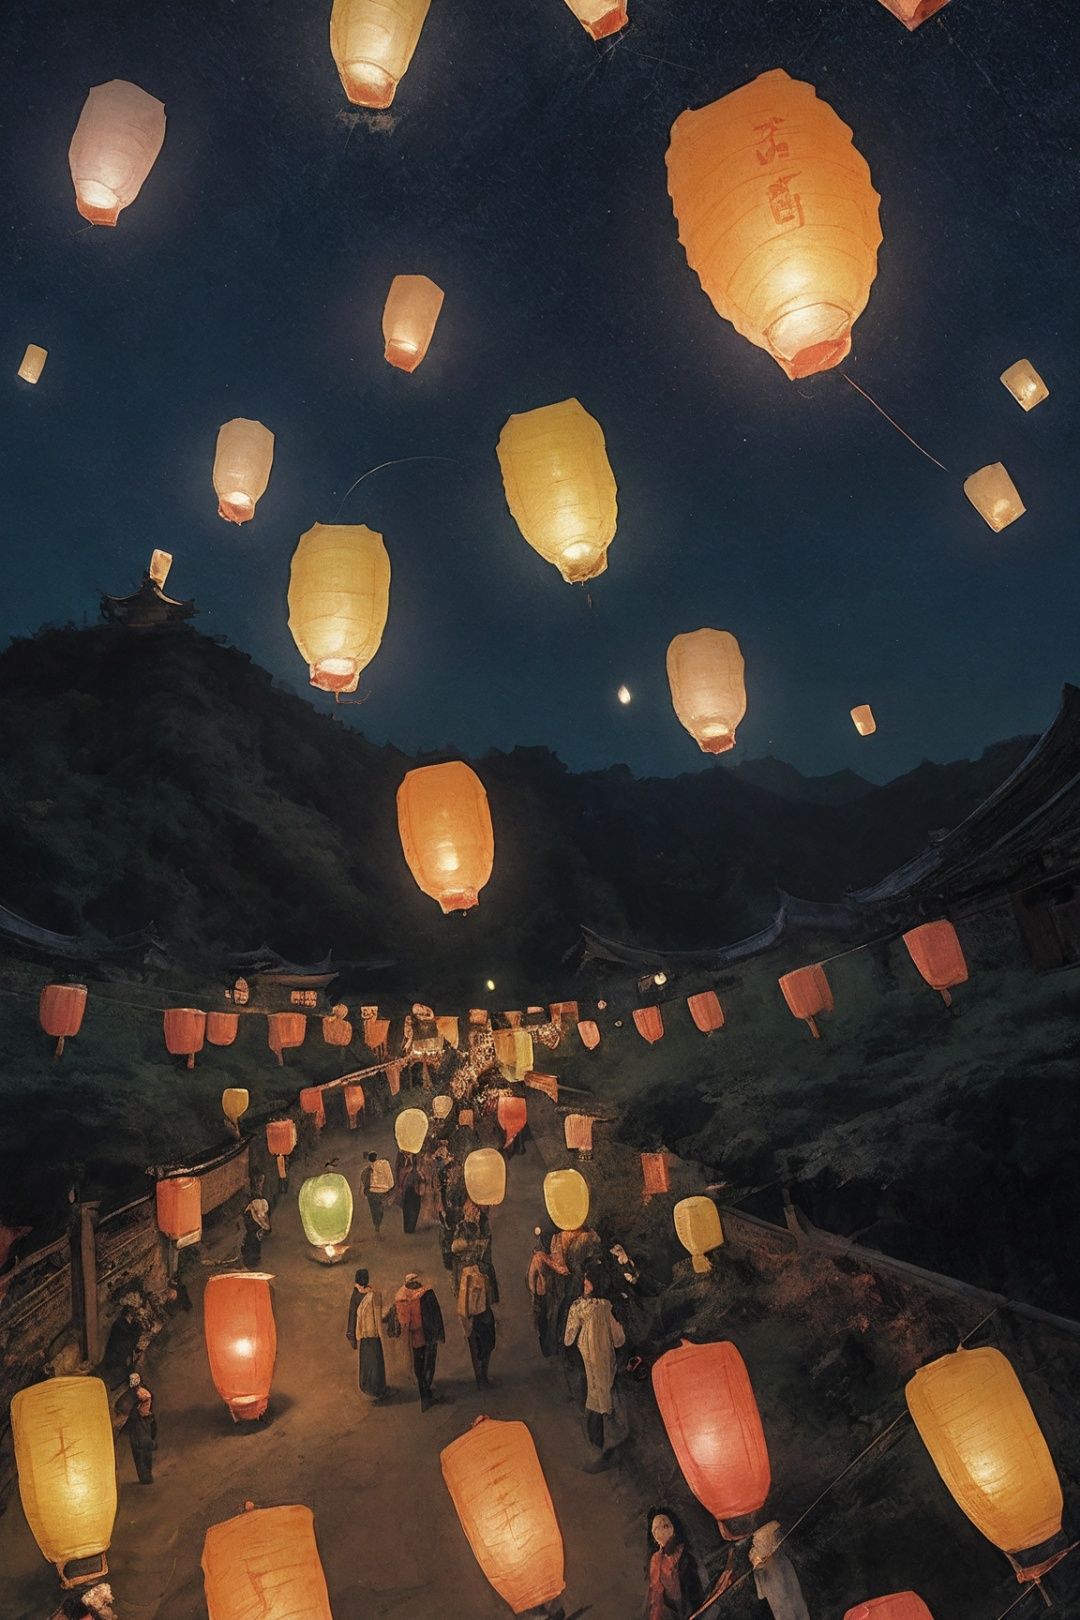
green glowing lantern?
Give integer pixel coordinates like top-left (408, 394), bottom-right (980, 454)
top-left (298, 1173), bottom-right (353, 1250)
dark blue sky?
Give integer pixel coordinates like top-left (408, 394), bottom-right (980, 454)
top-left (3, 0), bottom-right (1077, 781)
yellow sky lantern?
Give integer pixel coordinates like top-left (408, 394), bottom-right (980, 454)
top-left (213, 419), bottom-right (274, 524)
top-left (203, 1504), bottom-right (333, 1620)
top-left (851, 704), bottom-right (877, 736)
top-left (395, 1107), bottom-right (429, 1153)
top-left (465, 1148), bottom-right (507, 1206)
top-left (1000, 359), bottom-right (1049, 412)
top-left (330, 0), bottom-right (431, 108)
top-left (667, 70), bottom-right (881, 379)
top-left (383, 275), bottom-right (444, 371)
top-left (497, 398), bottom-right (618, 584)
top-left (667, 629), bottom-right (747, 754)
top-left (397, 760), bottom-right (494, 912)
top-left (12, 1376), bottom-right (117, 1584)
top-left (564, 0), bottom-right (629, 39)
top-left (963, 464), bottom-right (1025, 532)
top-left (674, 1195), bottom-right (724, 1272)
top-left (18, 345), bottom-right (47, 384)
top-left (906, 1348), bottom-right (1062, 1558)
top-left (544, 1168), bottom-right (590, 1231)
top-left (287, 523), bottom-right (390, 695)
top-left (68, 80), bottom-right (166, 227)
top-left (222, 1088), bottom-right (249, 1125)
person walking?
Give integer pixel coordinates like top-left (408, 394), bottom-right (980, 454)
top-left (114, 1373), bottom-right (157, 1484)
top-left (396, 1152), bottom-right (422, 1235)
top-left (345, 1268), bottom-right (387, 1401)
top-left (563, 1262), bottom-right (625, 1471)
top-left (749, 1522), bottom-right (811, 1620)
top-left (394, 1270), bottom-right (445, 1410)
top-left (241, 1187), bottom-right (271, 1269)
top-left (644, 1507), bottom-right (707, 1620)
top-left (457, 1258), bottom-right (496, 1388)
top-left (359, 1151), bottom-right (393, 1237)
top-left (527, 1228), bottom-right (566, 1358)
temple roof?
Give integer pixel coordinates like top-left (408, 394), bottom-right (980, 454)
top-left (0, 902), bottom-right (167, 964)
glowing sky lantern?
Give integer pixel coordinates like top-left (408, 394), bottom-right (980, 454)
top-left (396, 1107), bottom-right (429, 1153)
top-left (544, 1168), bottom-right (590, 1231)
top-left (202, 1504), bottom-right (333, 1620)
top-left (674, 1195), bottom-right (724, 1272)
top-left (397, 761), bottom-right (494, 912)
top-left (844, 1597), bottom-right (935, 1620)
top-left (18, 345), bottom-right (47, 384)
top-left (563, 0), bottom-right (629, 38)
top-left (875, 0), bottom-right (951, 28)
top-left (287, 523), bottom-right (390, 695)
top-left (298, 1172), bottom-right (353, 1250)
top-left (667, 629), bottom-right (746, 754)
top-left (851, 704), bottom-right (877, 736)
top-left (465, 1148), bottom-right (507, 1206)
top-left (330, 0), bottom-right (431, 108)
top-left (667, 70), bottom-right (881, 379)
top-left (497, 398), bottom-right (618, 584)
top-left (222, 1088), bottom-right (249, 1126)
top-left (68, 81), bottom-right (166, 227)
top-left (383, 274), bottom-right (444, 371)
top-left (12, 1376), bottom-right (117, 1585)
top-left (156, 1176), bottom-right (202, 1244)
top-left (213, 419), bottom-right (274, 525)
top-left (652, 1340), bottom-right (771, 1527)
top-left (203, 1272), bottom-right (277, 1422)
top-left (964, 464), bottom-right (1025, 532)
top-left (906, 1348), bottom-right (1062, 1560)
top-left (441, 1418), bottom-right (565, 1615)
top-left (1000, 359), bottom-right (1048, 412)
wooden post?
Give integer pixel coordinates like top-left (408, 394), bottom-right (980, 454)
top-left (68, 1201), bottom-right (103, 1366)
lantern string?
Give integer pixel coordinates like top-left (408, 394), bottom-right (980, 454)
top-left (840, 373), bottom-right (951, 473)
top-left (334, 455), bottom-right (460, 520)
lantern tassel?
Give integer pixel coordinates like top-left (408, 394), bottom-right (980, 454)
top-left (691, 1255), bottom-right (712, 1274)
top-left (807, 1016), bottom-right (821, 1040)
top-left (186, 1053), bottom-right (195, 1071)
top-left (841, 373), bottom-right (950, 473)
top-left (939, 987), bottom-right (953, 1009)
top-left (54, 1035), bottom-right (64, 1060)
top-left (276, 1153), bottom-right (286, 1178)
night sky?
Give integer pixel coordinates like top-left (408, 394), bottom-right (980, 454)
top-left (3, 0), bottom-right (1078, 783)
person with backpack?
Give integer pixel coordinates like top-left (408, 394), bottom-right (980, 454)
top-left (359, 1151), bottom-right (394, 1236)
top-left (394, 1270), bottom-right (445, 1410)
top-left (563, 1261), bottom-right (626, 1472)
top-left (458, 1256), bottom-right (496, 1388)
top-left (345, 1267), bottom-right (387, 1400)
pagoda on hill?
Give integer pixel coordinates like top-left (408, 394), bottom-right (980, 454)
top-left (101, 549), bottom-right (195, 630)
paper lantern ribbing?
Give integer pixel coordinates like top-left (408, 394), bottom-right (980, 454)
top-left (652, 1340), bottom-right (771, 1526)
top-left (12, 1377), bottom-right (117, 1584)
top-left (1000, 359), bottom-right (1048, 412)
top-left (964, 464), bottom-right (1025, 532)
top-left (666, 630), bottom-right (747, 754)
top-left (222, 1088), bottom-right (249, 1125)
top-left (674, 1195), bottom-right (724, 1273)
top-left (851, 704), bottom-right (877, 736)
top-left (299, 1172), bottom-right (353, 1249)
top-left (902, 920), bottom-right (968, 1007)
top-left (206, 1011), bottom-right (239, 1046)
top-left (779, 963), bottom-right (833, 1039)
top-left (68, 81), bottom-right (166, 227)
top-left (397, 761), bottom-right (494, 912)
top-left (203, 1272), bottom-right (277, 1422)
top-left (202, 1504), bottom-right (333, 1620)
top-left (687, 990), bottom-right (725, 1034)
top-left (330, 0), bottom-right (431, 108)
top-left (441, 1418), bottom-right (565, 1615)
top-left (905, 1347), bottom-right (1062, 1557)
top-left (544, 1168), bottom-right (590, 1231)
top-left (213, 419), bottom-right (274, 525)
top-left (396, 1107), bottom-right (429, 1153)
top-left (287, 523), bottom-right (391, 695)
top-left (267, 1012), bottom-right (307, 1065)
top-left (163, 1007), bottom-right (206, 1069)
top-left (875, 0), bottom-right (950, 28)
top-left (563, 0), bottom-right (628, 38)
top-left (578, 1019), bottom-right (601, 1050)
top-left (18, 345), bottom-right (47, 384)
top-left (465, 1148), bottom-right (507, 1207)
top-left (666, 70), bottom-right (881, 379)
top-left (497, 398), bottom-right (618, 584)
top-left (633, 1006), bottom-right (664, 1045)
top-left (642, 1151), bottom-right (671, 1197)
top-left (156, 1176), bottom-right (201, 1243)
top-left (39, 983), bottom-right (87, 1058)
top-left (844, 1597), bottom-right (935, 1620)
top-left (383, 275), bottom-right (444, 371)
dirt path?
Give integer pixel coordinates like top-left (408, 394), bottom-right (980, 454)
top-left (3, 1111), bottom-right (650, 1618)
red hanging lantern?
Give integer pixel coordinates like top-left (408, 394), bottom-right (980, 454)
top-left (366, 1017), bottom-right (391, 1053)
top-left (564, 1114), bottom-right (594, 1157)
top-left (844, 1598), bottom-right (935, 1620)
top-left (206, 1011), bottom-right (239, 1046)
top-left (266, 1118), bottom-right (297, 1179)
top-left (344, 1083), bottom-right (365, 1126)
top-left (267, 1012), bottom-right (307, 1065)
top-left (163, 1008), bottom-right (207, 1070)
top-left (300, 1087), bottom-right (326, 1130)
top-left (633, 1006), bottom-right (664, 1045)
top-left (902, 920), bottom-right (969, 1008)
top-left (577, 1020), bottom-right (601, 1050)
top-left (778, 964), bottom-right (833, 1039)
top-left (322, 1015), bottom-right (353, 1047)
top-left (385, 1061), bottom-right (402, 1096)
top-left (687, 991), bottom-right (725, 1034)
top-left (155, 1176), bottom-right (201, 1244)
top-left (38, 983), bottom-right (87, 1058)
top-left (549, 1000), bottom-right (579, 1023)
top-left (651, 1339), bottom-right (771, 1531)
top-left (641, 1152), bottom-right (670, 1198)
top-left (497, 1095), bottom-right (527, 1149)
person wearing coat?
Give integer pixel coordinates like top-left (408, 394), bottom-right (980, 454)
top-left (396, 1152), bottom-right (422, 1235)
top-left (345, 1268), bottom-right (387, 1400)
top-left (395, 1271), bottom-right (445, 1410)
top-left (644, 1507), bottom-right (706, 1620)
top-left (563, 1262), bottom-right (625, 1470)
top-left (750, 1522), bottom-right (811, 1620)
top-left (114, 1374), bottom-right (157, 1484)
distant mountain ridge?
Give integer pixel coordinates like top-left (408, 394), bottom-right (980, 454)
top-left (0, 624), bottom-right (1036, 996)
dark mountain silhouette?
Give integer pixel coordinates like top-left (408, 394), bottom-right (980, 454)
top-left (0, 624), bottom-right (1035, 999)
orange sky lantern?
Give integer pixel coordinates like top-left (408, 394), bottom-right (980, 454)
top-left (497, 398), bottom-right (618, 584)
top-left (163, 1007), bottom-right (206, 1069)
top-left (267, 1012), bottom-right (307, 1065)
top-left (667, 70), bottom-right (881, 379)
top-left (652, 1339), bottom-right (771, 1528)
top-left (330, 0), bottom-right (431, 107)
top-left (156, 1176), bottom-right (202, 1244)
top-left (12, 1376), bottom-right (117, 1585)
top-left (844, 1597), bottom-right (935, 1620)
top-left (687, 990), bottom-right (725, 1033)
top-left (902, 919), bottom-right (969, 1006)
top-left (964, 463), bottom-right (1025, 532)
top-left (851, 704), bottom-right (877, 736)
top-left (213, 419), bottom-right (274, 525)
top-left (203, 1272), bottom-right (277, 1422)
top-left (383, 274), bottom-right (444, 371)
top-left (18, 345), bottom-right (47, 384)
top-left (779, 963), bottom-right (834, 1038)
top-left (397, 761), bottom-right (494, 912)
top-left (287, 523), bottom-right (391, 695)
top-left (206, 1011), bottom-right (239, 1046)
top-left (441, 1417), bottom-right (565, 1614)
top-left (39, 983), bottom-right (87, 1058)
top-left (633, 1005), bottom-right (664, 1044)
top-left (874, 0), bottom-right (951, 28)
top-left (667, 630), bottom-right (747, 753)
top-left (563, 0), bottom-right (629, 38)
top-left (1000, 359), bottom-right (1048, 411)
top-left (202, 1503), bottom-right (332, 1620)
top-left (68, 81), bottom-right (166, 226)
